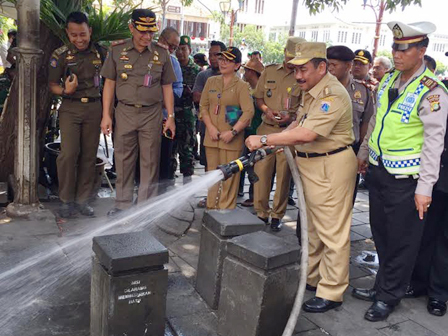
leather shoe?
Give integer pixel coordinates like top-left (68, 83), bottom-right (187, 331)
top-left (258, 216), bottom-right (269, 224)
top-left (352, 288), bottom-right (376, 302)
top-left (107, 207), bottom-right (123, 217)
top-left (76, 203), bottom-right (94, 217)
top-left (427, 298), bottom-right (446, 317)
top-left (364, 301), bottom-right (394, 322)
top-left (404, 285), bottom-right (426, 298)
top-left (241, 198), bottom-right (254, 207)
top-left (306, 284), bottom-right (317, 292)
top-left (302, 297), bottom-right (342, 313)
top-left (270, 218), bottom-right (283, 232)
top-left (287, 197), bottom-right (296, 206)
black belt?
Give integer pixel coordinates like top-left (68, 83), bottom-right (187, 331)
top-left (296, 145), bottom-right (351, 158)
top-left (120, 102), bottom-right (151, 108)
top-left (64, 97), bottom-right (101, 103)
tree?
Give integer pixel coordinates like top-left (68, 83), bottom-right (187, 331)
top-left (435, 60), bottom-right (448, 77)
top-left (0, 0), bottom-right (135, 182)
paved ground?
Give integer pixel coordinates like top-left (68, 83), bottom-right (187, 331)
top-left (0, 163), bottom-right (446, 336)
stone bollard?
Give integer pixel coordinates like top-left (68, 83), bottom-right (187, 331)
top-left (196, 208), bottom-right (266, 309)
top-left (90, 231), bottom-right (169, 336)
top-left (218, 231), bottom-right (300, 336)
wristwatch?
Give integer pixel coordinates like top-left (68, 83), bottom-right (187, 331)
top-left (260, 135), bottom-right (268, 145)
top-left (231, 128), bottom-right (238, 136)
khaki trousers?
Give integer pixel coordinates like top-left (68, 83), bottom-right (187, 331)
top-left (254, 122), bottom-right (293, 219)
top-left (297, 148), bottom-right (357, 302)
top-left (57, 100), bottom-right (101, 204)
top-left (205, 147), bottom-right (241, 210)
top-left (114, 102), bottom-right (163, 210)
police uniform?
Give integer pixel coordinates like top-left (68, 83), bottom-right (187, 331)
top-left (101, 11), bottom-right (177, 211)
top-left (200, 48), bottom-right (254, 209)
top-left (170, 36), bottom-right (201, 178)
top-left (48, 42), bottom-right (105, 209)
top-left (289, 43), bottom-right (357, 304)
top-left (355, 21), bottom-right (448, 321)
top-left (252, 37), bottom-right (302, 224)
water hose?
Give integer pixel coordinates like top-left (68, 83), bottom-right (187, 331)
top-left (281, 146), bottom-right (308, 336)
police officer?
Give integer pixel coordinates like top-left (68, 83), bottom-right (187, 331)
top-left (173, 35), bottom-right (201, 181)
top-left (200, 47), bottom-right (254, 209)
top-left (355, 21), bottom-right (448, 322)
top-left (246, 42), bottom-right (357, 313)
top-left (100, 9), bottom-right (177, 216)
top-left (252, 37), bottom-right (303, 231)
top-left (48, 12), bottom-right (106, 218)
top-left (353, 49), bottom-right (378, 90)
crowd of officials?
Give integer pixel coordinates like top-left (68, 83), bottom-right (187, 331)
top-left (48, 9), bottom-right (447, 322)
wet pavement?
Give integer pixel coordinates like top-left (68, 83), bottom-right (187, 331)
top-left (0, 162), bottom-right (446, 336)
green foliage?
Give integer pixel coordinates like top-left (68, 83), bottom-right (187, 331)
top-left (376, 49), bottom-right (393, 63)
top-left (233, 25), bottom-right (264, 51)
top-left (435, 60), bottom-right (448, 76)
top-left (0, 16), bottom-right (15, 42)
top-left (303, 0), bottom-right (421, 14)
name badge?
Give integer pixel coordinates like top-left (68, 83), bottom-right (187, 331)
top-left (124, 64), bottom-right (133, 69)
top-left (92, 60), bottom-right (102, 65)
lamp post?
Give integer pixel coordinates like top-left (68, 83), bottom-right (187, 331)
top-left (219, 0), bottom-right (238, 47)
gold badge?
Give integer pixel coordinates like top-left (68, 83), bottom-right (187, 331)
top-left (121, 51), bottom-right (128, 56)
top-left (354, 90), bottom-right (362, 99)
top-left (92, 60), bottom-right (102, 65)
top-left (154, 55), bottom-right (159, 61)
top-left (358, 51), bottom-right (364, 57)
top-left (120, 55), bottom-right (129, 62)
top-left (184, 37), bottom-right (189, 43)
top-left (124, 64), bottom-right (133, 69)
top-left (392, 24), bottom-right (404, 39)
top-left (121, 72), bottom-right (128, 80)
top-left (427, 94), bottom-right (441, 112)
top-left (66, 55), bottom-right (74, 60)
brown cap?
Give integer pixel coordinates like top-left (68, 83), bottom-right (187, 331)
top-left (242, 58), bottom-right (264, 75)
top-left (288, 42), bottom-right (326, 66)
top-left (285, 37), bottom-right (306, 58)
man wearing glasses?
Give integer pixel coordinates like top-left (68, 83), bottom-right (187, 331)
top-left (100, 9), bottom-right (177, 217)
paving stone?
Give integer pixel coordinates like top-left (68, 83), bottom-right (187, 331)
top-left (349, 262), bottom-right (371, 279)
top-left (166, 291), bottom-right (210, 319)
top-left (294, 315), bottom-right (318, 333)
top-left (350, 230), bottom-right (366, 242)
top-left (171, 255), bottom-right (197, 279)
top-left (378, 320), bottom-right (440, 336)
top-left (168, 234), bottom-right (201, 257)
top-left (157, 215), bottom-right (192, 237)
top-left (169, 312), bottom-right (219, 336)
top-left (351, 218), bottom-right (365, 226)
top-left (351, 224), bottom-right (372, 239)
top-left (352, 211), bottom-right (370, 224)
top-left (294, 329), bottom-right (332, 336)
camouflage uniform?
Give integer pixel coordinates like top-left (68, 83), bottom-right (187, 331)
top-left (170, 56), bottom-right (201, 176)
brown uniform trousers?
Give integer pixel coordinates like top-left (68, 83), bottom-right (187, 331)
top-left (295, 73), bottom-right (357, 302)
top-left (57, 100), bottom-right (101, 203)
top-left (252, 63), bottom-right (300, 220)
top-left (200, 74), bottom-right (254, 209)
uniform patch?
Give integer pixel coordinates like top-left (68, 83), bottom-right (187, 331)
top-left (354, 90), bottom-right (362, 99)
top-left (427, 94), bottom-right (441, 112)
top-left (420, 76), bottom-right (438, 90)
top-left (267, 80), bottom-right (276, 83)
top-left (66, 55), bottom-right (74, 60)
top-left (50, 58), bottom-right (58, 68)
top-left (398, 92), bottom-right (418, 113)
top-left (119, 55), bottom-right (129, 62)
top-left (111, 39), bottom-right (126, 46)
top-left (321, 97), bottom-right (334, 102)
top-left (92, 60), bottom-right (102, 65)
top-left (321, 102), bottom-right (330, 112)
top-left (124, 64), bottom-right (133, 69)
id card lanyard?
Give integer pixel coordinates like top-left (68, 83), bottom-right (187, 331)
top-left (144, 62), bottom-right (153, 87)
top-left (215, 93), bottom-right (221, 115)
top-left (284, 87), bottom-right (292, 110)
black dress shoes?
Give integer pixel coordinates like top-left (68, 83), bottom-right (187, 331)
top-left (270, 218), bottom-right (283, 232)
top-left (364, 301), bottom-right (394, 322)
top-left (352, 288), bottom-right (376, 302)
top-left (107, 207), bottom-right (123, 217)
top-left (306, 284), bottom-right (317, 292)
top-left (302, 297), bottom-right (342, 313)
top-left (427, 298), bottom-right (447, 317)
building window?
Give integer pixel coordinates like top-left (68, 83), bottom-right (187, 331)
top-left (311, 30), bottom-right (318, 41)
top-left (255, 0), bottom-right (264, 14)
top-left (323, 30), bottom-right (330, 42)
top-left (337, 31), bottom-right (347, 43)
top-left (352, 32), bottom-right (361, 44)
top-left (298, 31), bottom-right (306, 39)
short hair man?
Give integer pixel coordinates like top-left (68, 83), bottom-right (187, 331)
top-left (250, 50), bottom-right (262, 62)
top-left (372, 56), bottom-right (392, 82)
top-left (246, 42), bottom-right (358, 313)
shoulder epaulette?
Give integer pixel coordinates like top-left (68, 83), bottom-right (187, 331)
top-left (54, 45), bottom-right (68, 56)
top-left (111, 39), bottom-right (126, 47)
top-left (354, 78), bottom-right (374, 91)
top-left (323, 86), bottom-right (332, 96)
top-left (421, 76), bottom-right (438, 91)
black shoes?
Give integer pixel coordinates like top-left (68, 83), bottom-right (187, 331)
top-left (303, 297), bottom-right (342, 313)
top-left (352, 288), bottom-right (376, 302)
top-left (306, 284), bottom-right (317, 292)
top-left (287, 197), bottom-right (296, 206)
top-left (258, 216), bottom-right (269, 224)
top-left (270, 218), bottom-right (283, 232)
top-left (427, 298), bottom-right (447, 317)
top-left (364, 301), bottom-right (395, 322)
top-left (76, 203), bottom-right (94, 217)
top-left (107, 207), bottom-right (123, 217)
top-left (59, 202), bottom-right (76, 218)
top-left (404, 285), bottom-right (426, 298)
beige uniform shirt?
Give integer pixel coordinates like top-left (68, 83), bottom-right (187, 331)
top-left (295, 72), bottom-right (355, 153)
top-left (253, 63), bottom-right (301, 126)
top-left (101, 38), bottom-right (176, 107)
top-left (358, 63), bottom-right (448, 196)
top-left (200, 74), bottom-right (254, 151)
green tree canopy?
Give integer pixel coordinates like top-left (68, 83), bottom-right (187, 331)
top-left (303, 0), bottom-right (422, 14)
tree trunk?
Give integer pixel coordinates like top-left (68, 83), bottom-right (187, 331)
top-left (0, 23), bottom-right (62, 182)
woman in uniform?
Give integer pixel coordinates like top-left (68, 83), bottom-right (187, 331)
top-left (200, 47), bottom-right (254, 209)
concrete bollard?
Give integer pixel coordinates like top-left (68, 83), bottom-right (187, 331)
top-left (90, 230), bottom-right (169, 336)
top-left (196, 208), bottom-right (266, 309)
top-left (218, 231), bottom-right (300, 336)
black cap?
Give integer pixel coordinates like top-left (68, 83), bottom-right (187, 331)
top-left (131, 9), bottom-right (157, 32)
top-left (327, 45), bottom-right (355, 62)
top-left (218, 47), bottom-right (242, 64)
top-left (354, 49), bottom-right (373, 64)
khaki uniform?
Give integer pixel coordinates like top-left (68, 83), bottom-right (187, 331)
top-left (200, 74), bottom-right (254, 209)
top-left (295, 73), bottom-right (357, 302)
top-left (48, 43), bottom-right (105, 204)
top-left (252, 64), bottom-right (300, 220)
top-left (101, 38), bottom-right (176, 209)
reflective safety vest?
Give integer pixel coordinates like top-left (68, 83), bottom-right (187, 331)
top-left (368, 68), bottom-right (443, 175)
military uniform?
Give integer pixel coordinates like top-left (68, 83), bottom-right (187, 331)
top-left (200, 51), bottom-right (254, 209)
top-left (252, 37), bottom-right (302, 222)
top-left (48, 42), bottom-right (105, 205)
top-left (101, 38), bottom-right (176, 209)
top-left (171, 56), bottom-right (201, 177)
